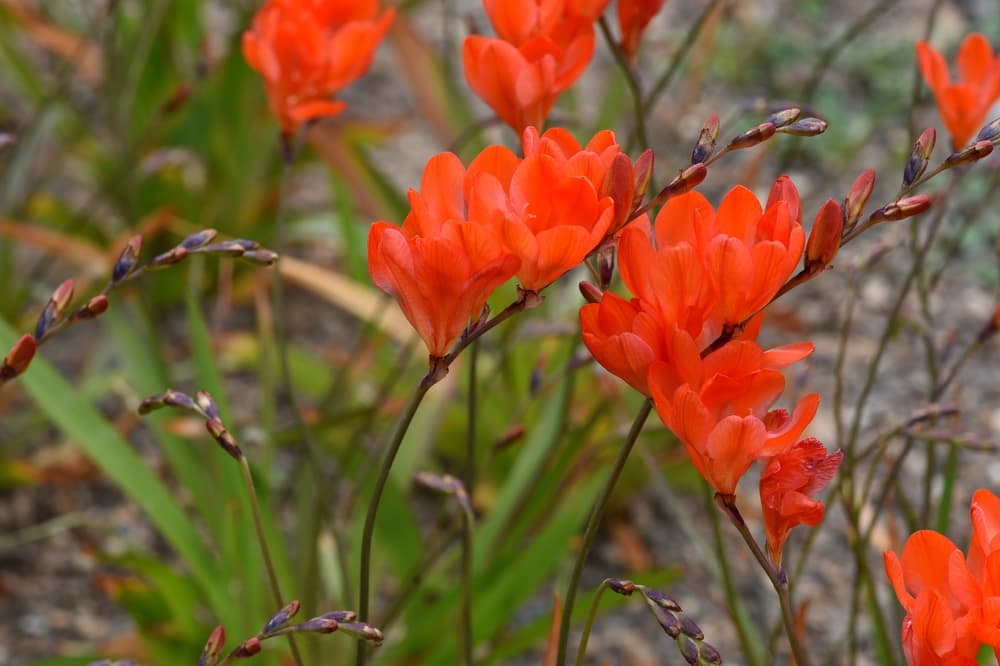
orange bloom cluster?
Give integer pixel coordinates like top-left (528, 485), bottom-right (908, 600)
top-left (884, 490), bottom-right (1000, 665)
top-left (581, 176), bottom-right (842, 561)
top-left (242, 0), bottom-right (395, 133)
top-left (916, 33), bottom-right (1000, 150)
top-left (370, 126), bottom-right (630, 358)
top-left (463, 0), bottom-right (610, 133)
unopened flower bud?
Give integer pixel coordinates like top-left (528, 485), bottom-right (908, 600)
top-left (151, 245), bottom-right (189, 268)
top-left (607, 578), bottom-right (635, 596)
top-left (805, 199), bottom-right (844, 272)
top-left (678, 636), bottom-right (700, 664)
top-left (844, 168), bottom-right (876, 228)
top-left (206, 418), bottom-right (242, 460)
top-left (113, 235), bottom-right (143, 283)
top-left (649, 604), bottom-right (681, 637)
top-left (642, 588), bottom-right (681, 612)
top-left (196, 391), bottom-right (221, 420)
top-left (977, 117), bottom-right (1000, 143)
top-left (766, 175), bottom-right (801, 224)
top-left (602, 153), bottom-right (636, 234)
top-left (35, 279), bottom-right (75, 338)
top-left (197, 625), bottom-right (226, 666)
top-left (691, 114), bottom-right (720, 164)
top-left (903, 128), bottom-right (936, 187)
top-left (653, 163), bottom-right (708, 208)
top-left (263, 600), bottom-right (301, 634)
top-left (232, 637), bottom-right (261, 658)
top-left (944, 140), bottom-right (994, 168)
top-left (632, 149), bottom-right (654, 209)
top-left (679, 614), bottom-right (704, 640)
top-left (765, 107), bottom-right (801, 128)
top-left (727, 122), bottom-right (776, 150)
top-left (699, 641), bottom-right (722, 664)
top-left (181, 228), bottom-right (219, 250)
top-left (338, 622), bottom-right (384, 646)
top-left (872, 195), bottom-right (932, 222)
top-left (1, 334), bottom-right (36, 381)
top-left (776, 117), bottom-right (828, 137)
top-left (315, 610), bottom-right (357, 623)
top-left (298, 617), bottom-right (339, 633)
top-left (242, 250), bottom-right (279, 266)
top-left (74, 294), bottom-right (109, 321)
top-left (579, 281), bottom-right (603, 304)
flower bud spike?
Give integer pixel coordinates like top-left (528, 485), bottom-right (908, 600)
top-left (776, 117), bottom-right (828, 136)
top-left (903, 128), bottom-right (936, 187)
top-left (112, 235), bottom-right (143, 283)
top-left (1, 334), bottom-right (36, 381)
top-left (691, 114), bottom-right (720, 164)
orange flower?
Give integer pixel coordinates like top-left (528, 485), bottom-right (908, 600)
top-left (466, 129), bottom-right (615, 291)
top-left (617, 0), bottom-right (666, 62)
top-left (242, 0), bottom-right (394, 133)
top-left (916, 34), bottom-right (1000, 149)
top-left (884, 490), bottom-right (1000, 665)
top-left (463, 2), bottom-right (597, 133)
top-left (758, 438), bottom-right (842, 567)
top-left (368, 153), bottom-right (519, 358)
top-left (579, 292), bottom-right (700, 396)
top-left (648, 340), bottom-right (818, 495)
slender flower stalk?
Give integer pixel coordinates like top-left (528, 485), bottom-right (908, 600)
top-left (555, 398), bottom-right (653, 666)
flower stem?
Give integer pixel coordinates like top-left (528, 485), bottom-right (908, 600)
top-left (714, 494), bottom-right (810, 666)
top-left (462, 341), bottom-right (478, 666)
top-left (355, 380), bottom-right (433, 666)
top-left (554, 398), bottom-right (653, 666)
top-left (239, 456), bottom-right (305, 666)
top-left (574, 579), bottom-right (611, 666)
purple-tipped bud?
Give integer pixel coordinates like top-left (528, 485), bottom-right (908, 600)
top-left (691, 114), bottom-right (720, 164)
top-left (206, 418), bottom-right (242, 460)
top-left (197, 625), bottom-right (226, 666)
top-left (872, 195), bottom-right (933, 223)
top-left (579, 281), bottom-right (603, 304)
top-left (650, 604), bottom-right (681, 637)
top-left (597, 241), bottom-right (615, 290)
top-left (977, 117), bottom-right (1000, 143)
top-left (602, 153), bottom-right (636, 234)
top-left (113, 235), bottom-right (143, 283)
top-left (844, 168), bottom-right (876, 228)
top-left (642, 588), bottom-right (681, 612)
top-left (944, 140), bottom-right (995, 168)
top-left (241, 250), bottom-right (279, 266)
top-left (903, 128), bottom-right (936, 187)
top-left (196, 391), bottom-right (221, 420)
top-left (765, 107), bottom-right (801, 128)
top-left (727, 122), bottom-right (776, 150)
top-left (263, 600), bottom-right (301, 634)
top-left (805, 199), bottom-right (844, 272)
top-left (180, 229), bottom-right (219, 250)
top-left (632, 149), bottom-right (654, 210)
top-left (338, 622), bottom-right (384, 646)
top-left (316, 610), bottom-right (357, 623)
top-left (776, 117), bottom-right (828, 137)
top-left (699, 641), bottom-right (722, 663)
top-left (679, 614), bottom-right (704, 640)
top-left (678, 636), bottom-right (700, 664)
top-left (1, 334), bottom-right (36, 381)
top-left (297, 617), bottom-right (339, 634)
top-left (653, 163), bottom-right (708, 208)
top-left (607, 578), bottom-right (635, 596)
top-left (151, 245), bottom-right (189, 268)
top-left (231, 636), bottom-right (261, 658)
top-left (74, 294), bottom-right (109, 321)
top-left (35, 279), bottom-right (75, 338)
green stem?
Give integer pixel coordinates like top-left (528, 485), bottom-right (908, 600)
top-left (239, 456), bottom-right (305, 666)
top-left (574, 580), bottom-right (611, 666)
top-left (554, 398), bottom-right (653, 666)
top-left (462, 341), bottom-right (478, 666)
top-left (355, 380), bottom-right (434, 666)
top-left (460, 497), bottom-right (475, 666)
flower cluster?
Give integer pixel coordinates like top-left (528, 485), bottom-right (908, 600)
top-left (581, 177), bottom-right (843, 564)
top-left (462, 0), bottom-right (609, 133)
top-left (369, 126), bottom-right (635, 359)
top-left (242, 0), bottom-right (395, 133)
top-left (884, 489), bottom-right (1000, 665)
top-left (917, 33), bottom-right (1000, 150)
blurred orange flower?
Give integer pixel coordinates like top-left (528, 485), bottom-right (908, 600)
top-left (916, 34), bottom-right (1000, 149)
top-left (884, 490), bottom-right (1000, 665)
top-left (617, 0), bottom-right (666, 62)
top-left (648, 340), bottom-right (818, 495)
top-left (466, 129), bottom-right (616, 291)
top-left (368, 153), bottom-right (518, 358)
top-left (242, 0), bottom-right (394, 133)
top-left (758, 438), bottom-right (842, 567)
top-left (463, 2), bottom-right (599, 132)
